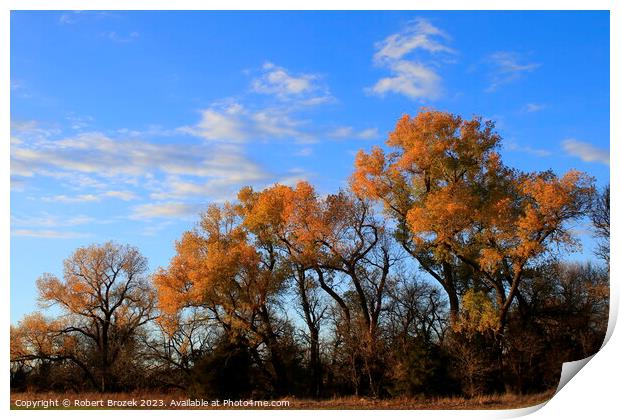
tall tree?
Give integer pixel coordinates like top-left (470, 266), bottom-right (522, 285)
top-left (238, 183), bottom-right (327, 396)
top-left (154, 203), bottom-right (292, 395)
top-left (239, 182), bottom-right (395, 396)
top-left (352, 110), bottom-right (594, 334)
top-left (25, 242), bottom-right (155, 391)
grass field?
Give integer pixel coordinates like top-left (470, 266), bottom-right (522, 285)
top-left (10, 390), bottom-right (554, 410)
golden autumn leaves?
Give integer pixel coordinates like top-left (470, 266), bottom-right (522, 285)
top-left (12, 243), bottom-right (155, 391)
top-left (351, 110), bottom-right (594, 333)
top-left (153, 109), bottom-right (595, 340)
top-left (11, 110), bottom-right (597, 395)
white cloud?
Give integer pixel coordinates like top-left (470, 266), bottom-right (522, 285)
top-left (370, 61), bottom-right (442, 100)
top-left (505, 141), bottom-right (551, 157)
top-left (11, 131), bottom-right (268, 181)
top-left (149, 175), bottom-right (261, 201)
top-left (10, 80), bottom-right (34, 99)
top-left (299, 96), bottom-right (333, 106)
top-left (329, 126), bottom-right (355, 138)
top-left (251, 110), bottom-right (307, 139)
top-left (12, 120), bottom-right (61, 140)
top-left (129, 202), bottom-right (202, 220)
top-left (374, 18), bottom-right (454, 63)
top-left (179, 104), bottom-right (249, 142)
top-left (59, 11), bottom-right (83, 25)
top-left (562, 139), bottom-right (610, 165)
top-left (177, 63), bottom-right (375, 145)
top-left (253, 62), bottom-right (315, 96)
top-left (523, 103), bottom-right (546, 113)
top-left (357, 128), bottom-right (380, 140)
top-left (104, 190), bottom-right (138, 201)
top-left (65, 113), bottom-right (94, 130)
top-left (251, 62), bottom-right (332, 105)
top-left (368, 18), bottom-right (455, 101)
top-left (11, 213), bottom-right (95, 228)
top-left (277, 168), bottom-right (314, 187)
top-left (58, 11), bottom-right (113, 26)
top-left (179, 103), bottom-right (311, 143)
top-left (41, 190), bottom-right (137, 203)
top-left (11, 128), bottom-right (272, 206)
top-left (11, 229), bottom-right (89, 239)
top-left (42, 194), bottom-right (100, 203)
top-left (328, 126), bottom-right (380, 140)
top-left (486, 52), bottom-right (539, 92)
top-left (102, 31), bottom-right (140, 43)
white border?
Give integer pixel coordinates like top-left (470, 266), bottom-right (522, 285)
top-left (2, 2), bottom-right (617, 420)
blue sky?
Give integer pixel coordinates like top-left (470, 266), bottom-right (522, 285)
top-left (10, 11), bottom-right (610, 322)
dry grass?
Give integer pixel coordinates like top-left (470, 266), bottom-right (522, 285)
top-left (10, 389), bottom-right (554, 410)
top-left (288, 391), bottom-right (554, 410)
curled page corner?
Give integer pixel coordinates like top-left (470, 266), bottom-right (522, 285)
top-left (555, 355), bottom-right (595, 394)
top-left (502, 401), bottom-right (548, 418)
top-left (497, 351), bottom-right (603, 418)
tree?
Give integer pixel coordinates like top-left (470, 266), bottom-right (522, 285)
top-left (239, 182), bottom-right (396, 396)
top-left (10, 312), bottom-right (81, 390)
top-left (383, 275), bottom-right (453, 397)
top-left (352, 110), bottom-right (595, 335)
top-left (32, 242), bottom-right (155, 391)
top-left (154, 203), bottom-right (293, 396)
top-left (141, 308), bottom-right (215, 390)
top-left (590, 185), bottom-right (610, 267)
top-left (502, 260), bottom-right (609, 393)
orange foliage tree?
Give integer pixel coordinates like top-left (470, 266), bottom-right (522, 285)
top-left (237, 182), bottom-right (327, 397)
top-left (30, 242), bottom-right (155, 391)
top-left (351, 110), bottom-right (594, 335)
top-left (153, 203), bottom-right (293, 395)
top-left (238, 182), bottom-right (396, 396)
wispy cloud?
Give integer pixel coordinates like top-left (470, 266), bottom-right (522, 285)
top-left (179, 62), bottom-right (376, 145)
top-left (58, 11), bottom-right (84, 25)
top-left (276, 168), bottom-right (314, 187)
top-left (148, 175), bottom-right (261, 201)
top-left (10, 80), bottom-right (34, 99)
top-left (374, 18), bottom-right (455, 61)
top-left (328, 126), bottom-right (380, 140)
top-left (102, 31), bottom-right (140, 43)
top-left (58, 11), bottom-right (114, 26)
top-left (12, 120), bottom-right (61, 140)
top-left (11, 229), bottom-right (90, 239)
top-left (41, 190), bottom-right (138, 203)
top-left (523, 103), bottom-right (546, 113)
top-left (10, 57), bottom-right (375, 225)
top-left (65, 113), bottom-right (94, 130)
top-left (10, 126), bottom-right (272, 206)
top-left (179, 102), bottom-right (313, 143)
top-left (562, 139), bottom-right (609, 165)
top-left (129, 202), bottom-right (203, 220)
top-left (505, 141), bottom-right (551, 157)
top-left (179, 103), bottom-right (251, 142)
top-left (11, 213), bottom-right (95, 228)
top-left (11, 130), bottom-right (268, 181)
top-left (368, 18), bottom-right (455, 101)
top-left (11, 213), bottom-right (95, 237)
top-left (180, 61), bottom-right (337, 144)
top-left (252, 62), bottom-right (332, 105)
top-left (486, 51), bottom-right (539, 92)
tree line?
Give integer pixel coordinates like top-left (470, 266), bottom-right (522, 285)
top-left (10, 110), bottom-right (609, 399)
